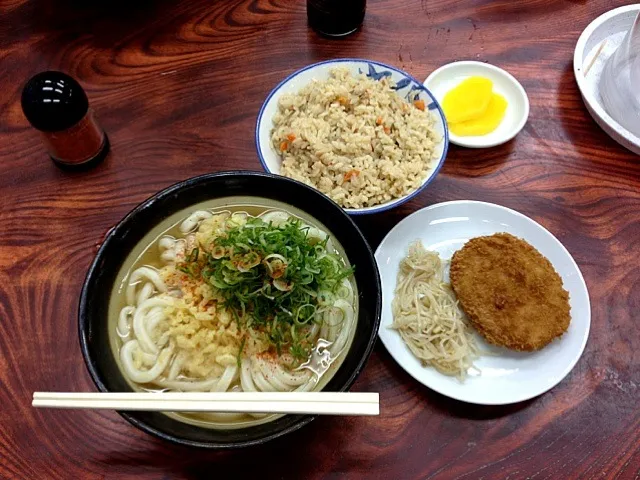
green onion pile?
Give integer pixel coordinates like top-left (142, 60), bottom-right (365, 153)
top-left (177, 217), bottom-right (354, 361)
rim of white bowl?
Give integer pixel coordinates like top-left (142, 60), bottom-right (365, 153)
top-left (573, 4), bottom-right (640, 152)
top-left (424, 61), bottom-right (530, 148)
top-left (255, 58), bottom-right (450, 215)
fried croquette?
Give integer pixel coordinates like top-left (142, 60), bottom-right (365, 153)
top-left (450, 233), bottom-right (571, 351)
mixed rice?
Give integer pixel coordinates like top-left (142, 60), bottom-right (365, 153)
top-left (271, 68), bottom-right (441, 209)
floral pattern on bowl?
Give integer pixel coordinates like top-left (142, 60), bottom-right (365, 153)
top-left (361, 63), bottom-right (437, 108)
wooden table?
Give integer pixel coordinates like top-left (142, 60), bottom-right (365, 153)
top-left (1, 0), bottom-right (639, 478)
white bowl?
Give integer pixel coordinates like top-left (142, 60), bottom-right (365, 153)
top-left (424, 61), bottom-right (530, 148)
top-left (574, 4), bottom-right (640, 155)
top-left (255, 59), bottom-right (449, 215)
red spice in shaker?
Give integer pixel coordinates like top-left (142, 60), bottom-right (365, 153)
top-left (21, 71), bottom-right (109, 170)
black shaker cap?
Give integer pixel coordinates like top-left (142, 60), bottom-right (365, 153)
top-left (21, 71), bottom-right (89, 132)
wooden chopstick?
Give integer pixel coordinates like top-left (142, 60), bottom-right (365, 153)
top-left (32, 392), bottom-right (379, 416)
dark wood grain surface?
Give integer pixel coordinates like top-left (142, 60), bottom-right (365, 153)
top-left (1, 0), bottom-right (639, 478)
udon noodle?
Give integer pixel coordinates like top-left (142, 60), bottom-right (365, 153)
top-left (391, 241), bottom-right (479, 380)
top-left (113, 206), bottom-right (357, 426)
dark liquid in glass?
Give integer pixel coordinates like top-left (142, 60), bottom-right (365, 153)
top-left (307, 0), bottom-right (366, 37)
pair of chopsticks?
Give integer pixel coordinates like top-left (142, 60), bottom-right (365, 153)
top-left (32, 391), bottom-right (379, 416)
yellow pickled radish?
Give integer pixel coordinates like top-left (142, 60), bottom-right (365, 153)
top-left (442, 76), bottom-right (494, 124)
top-left (449, 93), bottom-right (508, 136)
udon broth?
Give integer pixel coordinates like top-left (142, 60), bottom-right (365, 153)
top-left (108, 196), bottom-right (357, 429)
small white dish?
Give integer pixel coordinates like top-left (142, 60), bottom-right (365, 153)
top-left (424, 61), bottom-right (530, 148)
top-left (255, 59), bottom-right (449, 215)
top-left (574, 4), bottom-right (640, 155)
top-left (375, 200), bottom-right (590, 405)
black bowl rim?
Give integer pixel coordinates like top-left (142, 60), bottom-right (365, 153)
top-left (78, 170), bottom-right (382, 448)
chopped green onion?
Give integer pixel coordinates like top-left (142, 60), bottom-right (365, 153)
top-left (178, 215), bottom-right (354, 360)
top-left (237, 337), bottom-right (246, 368)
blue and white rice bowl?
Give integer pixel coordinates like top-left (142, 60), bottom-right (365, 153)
top-left (256, 59), bottom-right (449, 215)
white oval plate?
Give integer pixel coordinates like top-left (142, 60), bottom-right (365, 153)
top-left (424, 61), bottom-right (529, 148)
top-left (255, 59), bottom-right (449, 215)
top-left (375, 201), bottom-right (590, 405)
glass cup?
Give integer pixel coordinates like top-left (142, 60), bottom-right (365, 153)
top-left (599, 12), bottom-right (640, 137)
top-left (307, 0), bottom-right (366, 37)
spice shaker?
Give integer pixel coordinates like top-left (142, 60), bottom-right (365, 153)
top-left (307, 0), bottom-right (366, 37)
top-left (21, 71), bottom-right (109, 170)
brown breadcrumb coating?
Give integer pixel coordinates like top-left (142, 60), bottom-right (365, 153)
top-left (450, 233), bottom-right (571, 351)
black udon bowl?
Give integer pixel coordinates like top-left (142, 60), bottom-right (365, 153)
top-left (79, 171), bottom-right (382, 448)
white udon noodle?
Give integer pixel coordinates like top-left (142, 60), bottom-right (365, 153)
top-left (391, 241), bottom-right (479, 381)
top-left (117, 209), bottom-right (356, 422)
